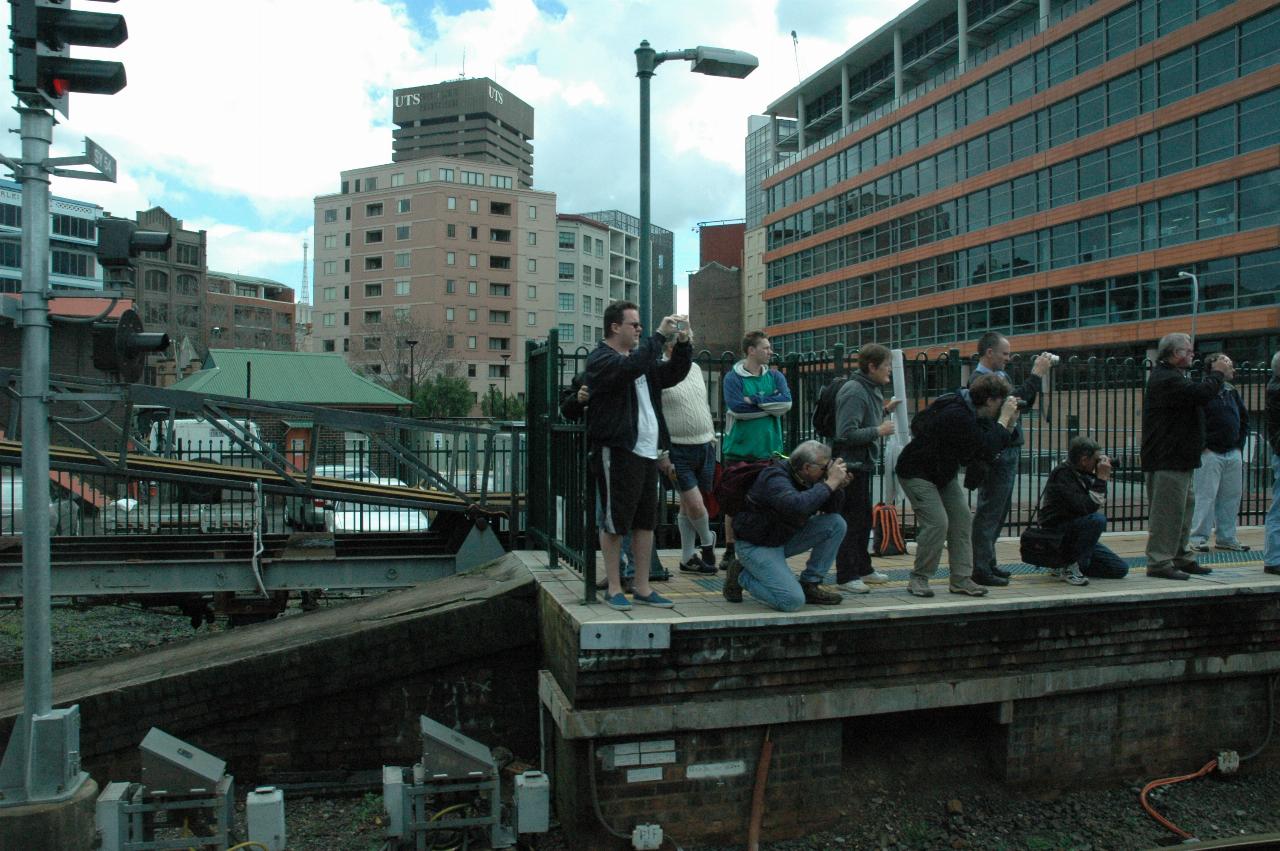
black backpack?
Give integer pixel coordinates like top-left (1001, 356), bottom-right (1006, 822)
top-left (909, 391), bottom-right (961, 438)
top-left (811, 376), bottom-right (849, 440)
top-left (714, 459), bottom-right (774, 516)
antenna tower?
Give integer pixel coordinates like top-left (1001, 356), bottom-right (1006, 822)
top-left (301, 239), bottom-right (310, 304)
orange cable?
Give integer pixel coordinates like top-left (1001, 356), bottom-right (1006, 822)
top-left (1138, 758), bottom-right (1218, 840)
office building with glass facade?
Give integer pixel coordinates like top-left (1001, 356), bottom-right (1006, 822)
top-left (757, 0), bottom-right (1280, 360)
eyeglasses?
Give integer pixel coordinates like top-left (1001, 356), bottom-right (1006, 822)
top-left (626, 321), bottom-right (643, 329)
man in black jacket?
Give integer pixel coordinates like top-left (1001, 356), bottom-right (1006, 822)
top-left (584, 301), bottom-right (691, 610)
top-left (1188, 352), bottom-right (1250, 553)
top-left (1141, 332), bottom-right (1231, 580)
top-left (1039, 436), bottom-right (1129, 586)
top-left (1265, 351), bottom-right (1280, 576)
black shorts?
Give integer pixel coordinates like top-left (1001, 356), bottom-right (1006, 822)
top-left (593, 447), bottom-right (659, 535)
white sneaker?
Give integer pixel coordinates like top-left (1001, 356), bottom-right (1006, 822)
top-left (1062, 563), bottom-right (1089, 586)
top-left (863, 571), bottom-right (890, 584)
top-left (839, 578), bottom-right (871, 594)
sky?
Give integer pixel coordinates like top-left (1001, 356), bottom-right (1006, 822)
top-left (3, 0), bottom-right (914, 312)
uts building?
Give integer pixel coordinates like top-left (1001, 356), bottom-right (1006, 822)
top-left (392, 78), bottom-right (535, 188)
top-left (756, 0), bottom-right (1280, 361)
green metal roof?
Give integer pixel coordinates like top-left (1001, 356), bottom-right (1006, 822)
top-left (171, 349), bottom-right (409, 407)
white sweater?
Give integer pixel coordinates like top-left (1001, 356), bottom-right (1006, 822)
top-left (661, 364), bottom-right (716, 445)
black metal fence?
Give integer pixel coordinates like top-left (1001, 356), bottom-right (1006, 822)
top-left (523, 340), bottom-right (1278, 592)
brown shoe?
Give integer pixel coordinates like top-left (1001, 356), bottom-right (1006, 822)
top-left (801, 582), bottom-right (843, 605)
top-left (1179, 562), bottom-right (1213, 576)
top-left (948, 578), bottom-right (989, 597)
top-left (1147, 564), bottom-right (1190, 580)
top-left (722, 559), bottom-right (743, 603)
top-left (907, 576), bottom-right (934, 598)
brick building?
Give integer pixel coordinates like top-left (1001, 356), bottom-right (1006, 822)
top-left (205, 271), bottom-right (296, 353)
top-left (754, 0), bottom-right (1280, 361)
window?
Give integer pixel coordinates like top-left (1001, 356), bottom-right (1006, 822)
top-left (468, 280), bottom-right (478, 295)
top-left (558, 262), bottom-right (575, 281)
top-left (447, 196), bottom-right (457, 210)
top-left (322, 261), bottom-right (337, 275)
top-left (365, 256), bottom-right (383, 270)
top-left (397, 198), bottom-right (410, 214)
top-left (175, 244), bottom-right (199, 265)
top-left (469, 199), bottom-right (478, 213)
top-left (395, 252), bottom-right (410, 268)
top-left (468, 308), bottom-right (478, 322)
top-left (558, 231), bottom-right (575, 249)
top-left (323, 235), bottom-right (337, 249)
top-left (396, 225), bottom-right (410, 240)
top-left (446, 334), bottom-right (454, 348)
top-left (528, 205), bottom-right (537, 219)
top-left (175, 274), bottom-right (199, 295)
top-left (364, 283), bottom-right (382, 298)
top-left (322, 339), bottom-right (336, 352)
top-left (366, 202), bottom-right (383, 216)
top-left (447, 224), bottom-right (457, 238)
top-left (446, 279), bottom-right (456, 293)
top-left (364, 310), bottom-right (382, 325)
top-left (446, 308), bottom-right (455, 321)
top-left (440, 168), bottom-right (453, 182)
top-left (324, 209), bottom-right (337, 223)
top-left (364, 336), bottom-right (381, 351)
top-left (446, 251), bottom-right (456, 266)
top-left (582, 264), bottom-right (590, 280)
top-left (390, 172), bottom-right (404, 187)
top-left (527, 285), bottom-right (537, 298)
top-left (364, 177), bottom-right (377, 191)
top-left (467, 336), bottom-right (477, 349)
top-left (583, 298), bottom-right (591, 316)
top-left (416, 168), bottom-right (430, 182)
top-left (527, 259), bottom-right (537, 272)
top-left (323, 313), bottom-right (336, 327)
top-left (490, 229), bottom-right (510, 242)
top-left (468, 254), bottom-right (478, 268)
top-left (557, 323), bottom-right (574, 341)
top-left (582, 234), bottom-right (591, 253)
top-left (491, 201), bottom-right (512, 216)
top-left (365, 229), bottom-right (383, 244)
top-left (489, 310), bottom-right (510, 324)
top-left (469, 226), bottom-right (478, 240)
top-left (395, 280), bottom-right (410, 295)
top-left (527, 231), bottom-right (536, 245)
top-left (489, 283), bottom-right (510, 296)
top-left (527, 312), bottom-right (537, 326)
top-left (558, 293), bottom-right (575, 311)
top-left (144, 270), bottom-right (168, 292)
top-left (394, 307), bottom-right (410, 322)
top-left (461, 170), bottom-right (484, 185)
top-left (490, 175), bottom-right (513, 189)
top-left (490, 256), bottom-right (510, 269)
top-left (323, 286), bottom-right (337, 301)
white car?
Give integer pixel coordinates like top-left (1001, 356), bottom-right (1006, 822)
top-left (324, 477), bottom-right (430, 533)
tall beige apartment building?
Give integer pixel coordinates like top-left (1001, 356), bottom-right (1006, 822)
top-left (312, 157), bottom-right (556, 410)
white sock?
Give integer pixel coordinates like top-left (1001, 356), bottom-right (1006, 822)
top-left (677, 512), bottom-right (696, 561)
top-left (691, 513), bottom-right (715, 550)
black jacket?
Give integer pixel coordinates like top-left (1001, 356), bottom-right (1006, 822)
top-left (970, 366), bottom-right (1041, 447)
top-left (1039, 462), bottom-right (1107, 528)
top-left (582, 333), bottom-right (691, 452)
top-left (733, 459), bottom-right (845, 548)
top-left (1203, 386), bottom-right (1249, 454)
top-left (1140, 362), bottom-right (1225, 472)
top-left (1268, 377), bottom-right (1280, 456)
top-left (897, 394), bottom-right (1012, 488)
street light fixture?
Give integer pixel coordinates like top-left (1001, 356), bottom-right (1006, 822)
top-left (405, 338), bottom-right (418, 414)
top-left (1176, 271), bottom-right (1198, 350)
top-left (635, 41), bottom-right (757, 331)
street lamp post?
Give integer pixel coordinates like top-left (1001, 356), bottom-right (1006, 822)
top-left (635, 42), bottom-right (757, 331)
top-left (1176, 271), bottom-right (1198, 349)
top-left (405, 338), bottom-right (418, 414)
top-left (501, 353), bottom-right (511, 418)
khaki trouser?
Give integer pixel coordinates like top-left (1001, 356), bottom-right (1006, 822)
top-left (1145, 469), bottom-right (1196, 568)
top-left (901, 475), bottom-right (972, 581)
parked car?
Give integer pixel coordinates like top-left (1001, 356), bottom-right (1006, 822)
top-left (288, 465), bottom-right (385, 531)
top-left (0, 470), bottom-right (82, 536)
top-left (324, 477), bottom-right (430, 533)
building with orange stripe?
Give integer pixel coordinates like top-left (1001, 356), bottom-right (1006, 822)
top-left (752, 0), bottom-right (1280, 361)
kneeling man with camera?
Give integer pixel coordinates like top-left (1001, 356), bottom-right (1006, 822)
top-left (1037, 436), bottom-right (1129, 585)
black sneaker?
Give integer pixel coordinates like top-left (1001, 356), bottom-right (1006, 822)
top-left (700, 546), bottom-right (716, 571)
top-left (718, 552), bottom-right (737, 572)
top-left (802, 582), bottom-right (843, 605)
top-left (972, 573), bottom-right (1009, 587)
top-left (1264, 565), bottom-right (1280, 576)
top-left (680, 556), bottom-right (716, 575)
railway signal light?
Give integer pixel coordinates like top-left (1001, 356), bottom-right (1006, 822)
top-left (96, 216), bottom-right (171, 272)
top-left (92, 307), bottom-right (169, 382)
top-left (10, 0), bottom-right (128, 117)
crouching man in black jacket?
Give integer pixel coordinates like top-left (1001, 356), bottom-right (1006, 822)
top-left (1039, 436), bottom-right (1129, 586)
top-left (722, 440), bottom-right (850, 611)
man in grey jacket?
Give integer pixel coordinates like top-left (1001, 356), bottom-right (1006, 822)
top-left (833, 343), bottom-right (900, 592)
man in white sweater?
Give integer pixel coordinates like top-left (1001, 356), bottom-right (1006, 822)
top-left (659, 336), bottom-right (719, 573)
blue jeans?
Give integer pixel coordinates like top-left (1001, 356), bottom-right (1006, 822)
top-left (1059, 512), bottom-right (1129, 578)
top-left (736, 513), bottom-right (846, 612)
top-left (1265, 453), bottom-right (1280, 568)
top-left (1190, 448), bottom-right (1244, 546)
top-left (972, 445), bottom-right (1019, 576)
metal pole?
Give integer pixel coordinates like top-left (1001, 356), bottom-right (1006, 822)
top-left (1178, 271), bottom-right (1199, 349)
top-left (636, 41), bottom-right (655, 333)
top-left (0, 106), bottom-right (88, 805)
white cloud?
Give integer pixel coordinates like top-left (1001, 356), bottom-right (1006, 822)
top-left (4, 0), bottom-right (915, 295)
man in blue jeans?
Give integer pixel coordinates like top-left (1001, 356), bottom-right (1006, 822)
top-left (1265, 351), bottom-right (1280, 577)
top-left (1038, 436), bottom-right (1129, 585)
top-left (722, 440), bottom-right (848, 611)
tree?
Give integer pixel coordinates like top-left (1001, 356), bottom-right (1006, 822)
top-left (480, 390), bottom-right (525, 419)
top-left (416, 373), bottom-right (473, 418)
top-left (346, 313), bottom-right (456, 400)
